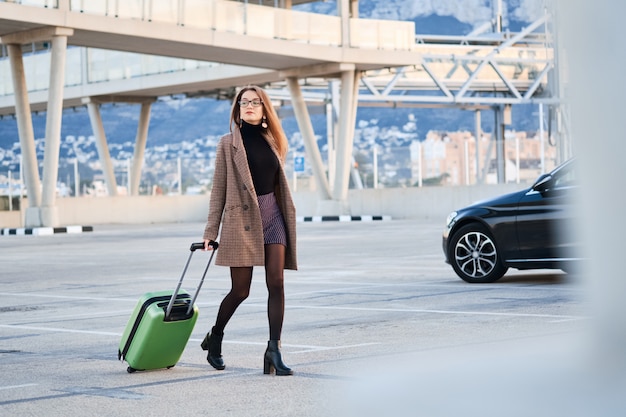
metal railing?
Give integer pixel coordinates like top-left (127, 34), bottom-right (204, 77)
top-left (66, 0), bottom-right (414, 48)
top-left (1, 0), bottom-right (414, 49)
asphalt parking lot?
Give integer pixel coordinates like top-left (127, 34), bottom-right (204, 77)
top-left (0, 218), bottom-right (604, 416)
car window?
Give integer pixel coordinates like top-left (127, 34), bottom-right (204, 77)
top-left (553, 162), bottom-right (576, 189)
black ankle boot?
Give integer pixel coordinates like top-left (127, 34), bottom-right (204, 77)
top-left (264, 340), bottom-right (293, 376)
top-left (201, 327), bottom-right (225, 370)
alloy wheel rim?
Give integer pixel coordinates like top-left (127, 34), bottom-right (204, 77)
top-left (454, 231), bottom-right (498, 278)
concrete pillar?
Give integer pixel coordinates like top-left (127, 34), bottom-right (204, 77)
top-left (285, 77), bottom-right (332, 200)
top-left (325, 81), bottom-right (341, 191)
top-left (84, 99), bottom-right (118, 196)
top-left (333, 69), bottom-right (359, 205)
top-left (474, 110), bottom-right (482, 184)
top-left (40, 34), bottom-right (70, 227)
top-left (339, 0), bottom-right (351, 47)
top-left (347, 73), bottom-right (363, 189)
top-left (350, 0), bottom-right (359, 17)
top-left (494, 106), bottom-right (506, 183)
top-left (130, 101), bottom-right (154, 196)
top-left (2, 26), bottom-right (74, 227)
top-left (6, 43), bottom-right (42, 226)
top-left (326, 99), bottom-right (336, 188)
top-left (350, 156), bottom-right (363, 189)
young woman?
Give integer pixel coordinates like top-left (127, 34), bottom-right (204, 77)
top-left (201, 85), bottom-right (297, 376)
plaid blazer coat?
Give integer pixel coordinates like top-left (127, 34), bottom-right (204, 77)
top-left (203, 127), bottom-right (298, 270)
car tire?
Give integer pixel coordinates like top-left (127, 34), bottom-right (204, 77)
top-left (449, 223), bottom-right (508, 283)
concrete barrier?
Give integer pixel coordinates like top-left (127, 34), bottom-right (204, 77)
top-left (0, 209), bottom-right (22, 229)
top-left (0, 183), bottom-right (526, 228)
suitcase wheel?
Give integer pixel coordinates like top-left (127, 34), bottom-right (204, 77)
top-left (167, 365), bottom-right (175, 369)
top-left (127, 367), bottom-right (137, 373)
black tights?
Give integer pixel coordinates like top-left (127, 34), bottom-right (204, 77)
top-left (213, 244), bottom-right (286, 340)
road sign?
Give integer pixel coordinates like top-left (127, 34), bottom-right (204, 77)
top-left (294, 156), bottom-right (305, 173)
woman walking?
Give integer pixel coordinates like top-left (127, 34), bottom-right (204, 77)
top-left (201, 85), bottom-right (297, 376)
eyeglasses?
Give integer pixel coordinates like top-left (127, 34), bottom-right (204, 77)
top-left (239, 99), bottom-right (263, 108)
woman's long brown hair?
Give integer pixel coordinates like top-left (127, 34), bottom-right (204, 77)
top-left (230, 85), bottom-right (288, 162)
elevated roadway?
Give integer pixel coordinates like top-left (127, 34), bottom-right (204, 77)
top-left (0, 1), bottom-right (555, 112)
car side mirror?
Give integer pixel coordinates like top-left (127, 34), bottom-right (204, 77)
top-left (532, 174), bottom-right (552, 192)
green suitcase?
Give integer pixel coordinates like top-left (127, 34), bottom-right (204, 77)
top-left (118, 241), bottom-right (218, 373)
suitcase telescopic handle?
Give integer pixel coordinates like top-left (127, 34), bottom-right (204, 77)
top-left (165, 241), bottom-right (219, 319)
top-left (190, 241), bottom-right (219, 251)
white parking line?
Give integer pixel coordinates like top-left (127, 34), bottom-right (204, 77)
top-left (287, 343), bottom-right (381, 354)
top-left (190, 339), bottom-right (379, 353)
top-left (0, 292), bottom-right (134, 302)
top-left (0, 383), bottom-right (38, 391)
top-left (0, 324), bottom-right (120, 336)
top-left (277, 303), bottom-right (588, 321)
top-left (0, 324), bottom-right (376, 353)
top-left (192, 300), bottom-right (587, 321)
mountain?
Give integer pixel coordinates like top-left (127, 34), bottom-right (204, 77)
top-left (0, 100), bottom-right (539, 153)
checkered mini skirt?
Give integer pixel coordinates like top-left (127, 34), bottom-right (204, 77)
top-left (258, 192), bottom-right (287, 246)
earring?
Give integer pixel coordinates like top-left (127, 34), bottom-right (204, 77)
top-left (261, 116), bottom-right (268, 129)
top-left (239, 118), bottom-right (243, 128)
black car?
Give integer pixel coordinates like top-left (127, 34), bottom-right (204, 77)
top-left (442, 158), bottom-right (581, 283)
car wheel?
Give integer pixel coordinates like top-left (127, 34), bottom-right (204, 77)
top-left (449, 223), bottom-right (508, 283)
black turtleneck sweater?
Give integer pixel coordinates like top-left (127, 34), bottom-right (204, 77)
top-left (240, 121), bottom-right (279, 196)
